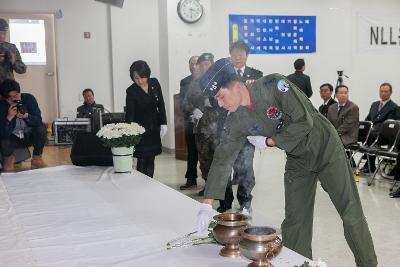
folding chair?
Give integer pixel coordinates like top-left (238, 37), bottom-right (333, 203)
top-left (345, 121), bottom-right (373, 171)
top-left (364, 120), bottom-right (400, 186)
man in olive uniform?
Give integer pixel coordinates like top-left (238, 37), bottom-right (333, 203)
top-left (0, 19), bottom-right (27, 83)
top-left (218, 40), bottom-right (263, 213)
top-left (197, 58), bottom-right (377, 267)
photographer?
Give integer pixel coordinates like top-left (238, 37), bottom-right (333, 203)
top-left (0, 18), bottom-right (27, 83)
top-left (0, 79), bottom-right (47, 171)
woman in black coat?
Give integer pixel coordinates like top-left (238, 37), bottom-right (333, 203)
top-left (125, 60), bottom-right (167, 177)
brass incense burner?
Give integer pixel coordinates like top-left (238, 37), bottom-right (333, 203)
top-left (212, 213), bottom-right (250, 258)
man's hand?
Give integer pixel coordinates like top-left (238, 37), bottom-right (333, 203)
top-left (7, 105), bottom-right (17, 121)
top-left (197, 202), bottom-right (214, 235)
top-left (191, 108), bottom-right (203, 120)
top-left (247, 136), bottom-right (268, 149)
top-left (10, 52), bottom-right (16, 65)
top-left (16, 111), bottom-right (29, 119)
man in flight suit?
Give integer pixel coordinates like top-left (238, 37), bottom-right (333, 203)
top-left (197, 58), bottom-right (377, 267)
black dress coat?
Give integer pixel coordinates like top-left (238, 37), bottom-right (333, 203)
top-left (286, 70), bottom-right (313, 98)
top-left (318, 98), bottom-right (337, 118)
top-left (365, 99), bottom-right (397, 131)
top-left (125, 78), bottom-right (167, 158)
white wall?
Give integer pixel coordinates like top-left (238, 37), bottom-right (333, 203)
top-left (1, 0), bottom-right (400, 149)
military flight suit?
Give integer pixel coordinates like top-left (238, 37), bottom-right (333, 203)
top-left (204, 74), bottom-right (377, 267)
top-left (183, 79), bottom-right (226, 180)
top-left (0, 42), bottom-right (27, 83)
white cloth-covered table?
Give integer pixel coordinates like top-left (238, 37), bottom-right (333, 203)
top-left (0, 166), bottom-right (307, 267)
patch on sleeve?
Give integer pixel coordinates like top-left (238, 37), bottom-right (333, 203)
top-left (277, 79), bottom-right (290, 93)
top-left (266, 107), bottom-right (283, 120)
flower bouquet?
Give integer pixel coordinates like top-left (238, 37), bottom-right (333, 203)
top-left (96, 122), bottom-right (145, 173)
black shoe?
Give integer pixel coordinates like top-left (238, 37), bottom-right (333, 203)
top-left (390, 188), bottom-right (400, 198)
top-left (179, 180), bottom-right (197, 190)
top-left (216, 205), bottom-right (232, 213)
top-left (360, 166), bottom-right (376, 174)
top-left (198, 189), bottom-right (205, 196)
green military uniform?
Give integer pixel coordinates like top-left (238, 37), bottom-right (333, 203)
top-left (183, 78), bottom-right (226, 180)
top-left (204, 74), bottom-right (377, 267)
top-left (0, 42), bottom-right (27, 83)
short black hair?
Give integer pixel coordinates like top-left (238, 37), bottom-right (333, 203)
top-left (82, 88), bottom-right (94, 95)
top-left (335, 84), bottom-right (349, 94)
top-left (129, 60), bottom-right (151, 80)
top-left (229, 40), bottom-right (250, 55)
top-left (380, 82), bottom-right (392, 93)
top-left (294, 58), bottom-right (305, 71)
top-left (320, 83), bottom-right (334, 92)
top-left (0, 18), bottom-right (8, 32)
top-left (0, 79), bottom-right (20, 98)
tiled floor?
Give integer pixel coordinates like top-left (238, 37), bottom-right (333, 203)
top-left (8, 145), bottom-right (400, 266)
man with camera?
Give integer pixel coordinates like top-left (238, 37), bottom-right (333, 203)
top-left (0, 79), bottom-right (47, 171)
top-left (0, 18), bottom-right (27, 84)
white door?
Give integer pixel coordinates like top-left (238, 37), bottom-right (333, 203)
top-left (0, 13), bottom-right (58, 124)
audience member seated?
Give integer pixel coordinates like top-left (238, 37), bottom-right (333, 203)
top-left (327, 85), bottom-right (359, 166)
top-left (287, 58), bottom-right (313, 98)
top-left (361, 83), bottom-right (398, 173)
top-left (318, 83), bottom-right (336, 118)
top-left (0, 79), bottom-right (47, 171)
top-left (76, 88), bottom-right (104, 118)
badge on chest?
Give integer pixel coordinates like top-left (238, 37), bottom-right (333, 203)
top-left (266, 107), bottom-right (282, 120)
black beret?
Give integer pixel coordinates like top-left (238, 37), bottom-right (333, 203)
top-left (200, 58), bottom-right (239, 97)
top-left (197, 53), bottom-right (214, 64)
top-left (0, 18), bottom-right (8, 31)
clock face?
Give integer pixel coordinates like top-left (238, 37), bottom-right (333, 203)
top-left (177, 0), bottom-right (204, 24)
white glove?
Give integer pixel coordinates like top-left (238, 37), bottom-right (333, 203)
top-left (160, 125), bottom-right (167, 138)
top-left (197, 203), bottom-right (214, 235)
top-left (247, 136), bottom-right (268, 149)
top-left (192, 108), bottom-right (203, 120)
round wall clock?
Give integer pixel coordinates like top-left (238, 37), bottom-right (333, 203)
top-left (177, 0), bottom-right (204, 24)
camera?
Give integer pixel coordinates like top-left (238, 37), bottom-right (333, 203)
top-left (13, 100), bottom-right (26, 115)
top-left (0, 44), bottom-right (11, 65)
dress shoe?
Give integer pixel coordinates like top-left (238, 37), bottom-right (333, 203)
top-left (2, 155), bottom-right (15, 172)
top-left (31, 156), bottom-right (47, 169)
top-left (360, 165), bottom-right (376, 174)
top-left (179, 180), bottom-right (197, 190)
top-left (198, 188), bottom-right (205, 196)
top-left (390, 188), bottom-right (400, 198)
top-left (216, 205), bottom-right (232, 213)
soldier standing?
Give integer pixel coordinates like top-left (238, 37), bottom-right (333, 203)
top-left (0, 19), bottom-right (27, 83)
top-left (197, 58), bottom-right (377, 267)
top-left (217, 41), bottom-right (263, 213)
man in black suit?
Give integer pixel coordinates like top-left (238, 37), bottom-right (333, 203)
top-left (218, 41), bottom-right (263, 214)
top-left (318, 83), bottom-right (337, 117)
top-left (361, 82), bottom-right (398, 173)
top-left (179, 56), bottom-right (200, 190)
top-left (287, 58), bottom-right (313, 98)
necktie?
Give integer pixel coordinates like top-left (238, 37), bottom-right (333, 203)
top-left (237, 69), bottom-right (242, 77)
top-left (378, 101), bottom-right (383, 111)
top-left (338, 105), bottom-right (343, 114)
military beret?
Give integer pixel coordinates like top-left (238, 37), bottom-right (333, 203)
top-left (0, 18), bottom-right (8, 32)
top-left (197, 53), bottom-right (214, 64)
top-left (200, 57), bottom-right (239, 97)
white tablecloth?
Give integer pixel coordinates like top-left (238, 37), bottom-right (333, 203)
top-left (0, 166), bottom-right (307, 267)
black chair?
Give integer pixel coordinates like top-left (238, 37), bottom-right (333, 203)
top-left (345, 121), bottom-right (373, 170)
top-left (361, 120), bottom-right (400, 186)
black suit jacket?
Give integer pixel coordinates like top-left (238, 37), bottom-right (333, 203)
top-left (365, 99), bottom-right (398, 131)
top-left (179, 74), bottom-right (194, 120)
top-left (319, 98), bottom-right (337, 118)
top-left (286, 70), bottom-right (313, 98)
top-left (240, 66), bottom-right (263, 82)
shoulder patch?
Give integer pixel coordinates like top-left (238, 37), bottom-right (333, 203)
top-left (277, 79), bottom-right (290, 93)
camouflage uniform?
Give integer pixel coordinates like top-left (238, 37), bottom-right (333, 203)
top-left (183, 79), bottom-right (226, 180)
top-left (0, 42), bottom-right (27, 83)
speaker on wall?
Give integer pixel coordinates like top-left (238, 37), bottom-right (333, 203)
top-left (95, 0), bottom-right (124, 8)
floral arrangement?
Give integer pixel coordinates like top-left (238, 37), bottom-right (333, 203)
top-left (96, 122), bottom-right (145, 148)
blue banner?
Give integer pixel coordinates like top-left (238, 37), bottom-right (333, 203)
top-left (229, 15), bottom-right (316, 54)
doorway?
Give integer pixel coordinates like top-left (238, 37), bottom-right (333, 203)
top-left (0, 13), bottom-right (59, 124)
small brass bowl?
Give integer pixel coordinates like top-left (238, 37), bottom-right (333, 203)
top-left (239, 226), bottom-right (283, 267)
top-left (212, 213), bottom-right (250, 258)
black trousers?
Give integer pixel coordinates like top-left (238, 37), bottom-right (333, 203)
top-left (220, 140), bottom-right (255, 210)
top-left (136, 156), bottom-right (155, 178)
top-left (0, 124), bottom-right (47, 157)
top-left (184, 122), bottom-right (198, 181)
